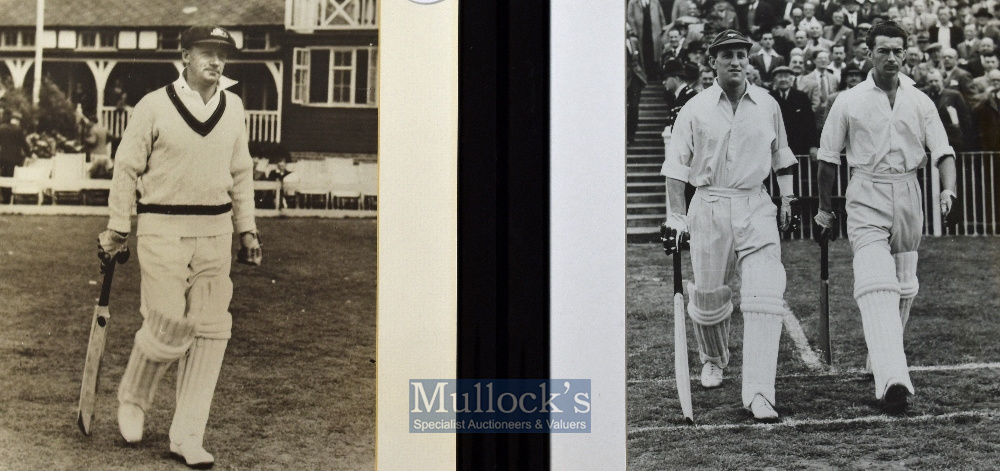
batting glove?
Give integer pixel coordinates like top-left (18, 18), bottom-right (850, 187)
top-left (813, 209), bottom-right (837, 243)
top-left (97, 229), bottom-right (130, 273)
top-left (237, 231), bottom-right (263, 266)
top-left (660, 213), bottom-right (689, 255)
top-left (940, 190), bottom-right (956, 218)
top-left (779, 196), bottom-right (800, 233)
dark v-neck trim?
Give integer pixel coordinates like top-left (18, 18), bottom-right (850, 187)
top-left (165, 84), bottom-right (226, 137)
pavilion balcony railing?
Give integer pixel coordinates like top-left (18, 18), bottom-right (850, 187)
top-left (100, 107), bottom-right (281, 143)
top-left (286, 0), bottom-right (378, 32)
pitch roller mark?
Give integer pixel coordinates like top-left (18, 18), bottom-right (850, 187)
top-left (628, 361), bottom-right (1000, 385)
top-left (628, 409), bottom-right (1000, 435)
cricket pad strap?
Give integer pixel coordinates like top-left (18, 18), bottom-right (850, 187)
top-left (687, 283), bottom-right (734, 325)
top-left (739, 289), bottom-right (789, 317)
top-left (895, 252), bottom-right (919, 300)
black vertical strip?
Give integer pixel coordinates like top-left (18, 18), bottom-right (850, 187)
top-left (458, 0), bottom-right (550, 470)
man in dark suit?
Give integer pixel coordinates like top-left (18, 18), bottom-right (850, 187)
top-left (928, 8), bottom-right (964, 51)
top-left (738, 0), bottom-right (777, 39)
top-left (815, 0), bottom-right (842, 24)
top-left (974, 84), bottom-right (1000, 151)
top-left (962, 37), bottom-right (997, 77)
top-left (925, 68), bottom-right (979, 151)
top-left (0, 111), bottom-right (28, 203)
top-left (771, 65), bottom-right (819, 157)
top-left (750, 32), bottom-right (787, 86)
top-left (662, 59), bottom-right (700, 128)
top-left (973, 8), bottom-right (1000, 47)
top-left (627, 26), bottom-right (648, 144)
top-left (940, 47), bottom-right (976, 101)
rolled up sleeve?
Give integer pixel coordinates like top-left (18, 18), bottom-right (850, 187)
top-left (661, 107), bottom-right (693, 182)
top-left (770, 104), bottom-right (798, 171)
top-left (818, 94), bottom-right (848, 165)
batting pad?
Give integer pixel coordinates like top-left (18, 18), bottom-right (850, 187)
top-left (895, 252), bottom-right (919, 331)
top-left (741, 311), bottom-right (784, 407)
top-left (687, 284), bottom-right (734, 325)
top-left (186, 279), bottom-right (234, 340)
top-left (693, 317), bottom-right (732, 367)
top-left (853, 245), bottom-right (912, 399)
top-left (119, 311), bottom-right (197, 410)
top-left (170, 338), bottom-right (228, 447)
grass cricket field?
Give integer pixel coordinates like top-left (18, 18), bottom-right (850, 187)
top-left (628, 237), bottom-right (1000, 469)
top-left (0, 215), bottom-right (375, 470)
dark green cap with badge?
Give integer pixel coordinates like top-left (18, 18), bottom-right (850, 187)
top-left (708, 29), bottom-right (753, 56)
top-left (181, 25), bottom-right (237, 51)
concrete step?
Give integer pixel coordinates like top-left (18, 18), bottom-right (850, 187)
top-left (627, 182), bottom-right (666, 192)
top-left (626, 225), bottom-right (663, 243)
top-left (626, 146), bottom-right (663, 155)
top-left (626, 173), bottom-right (663, 183)
top-left (626, 156), bottom-right (664, 166)
top-left (627, 163), bottom-right (662, 171)
top-left (627, 192), bottom-right (666, 204)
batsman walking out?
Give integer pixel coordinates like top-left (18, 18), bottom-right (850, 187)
top-left (662, 30), bottom-right (799, 422)
top-left (815, 21), bottom-right (957, 414)
top-left (97, 25), bottom-right (263, 468)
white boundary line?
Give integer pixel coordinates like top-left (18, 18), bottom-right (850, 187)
top-left (627, 362), bottom-right (1000, 385)
top-left (781, 309), bottom-right (826, 372)
top-left (628, 409), bottom-right (1000, 434)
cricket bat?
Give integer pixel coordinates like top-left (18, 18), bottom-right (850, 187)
top-left (77, 261), bottom-right (118, 435)
top-left (818, 236), bottom-right (832, 365)
top-left (672, 241), bottom-right (694, 424)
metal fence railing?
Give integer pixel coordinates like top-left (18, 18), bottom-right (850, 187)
top-left (764, 152), bottom-right (998, 239)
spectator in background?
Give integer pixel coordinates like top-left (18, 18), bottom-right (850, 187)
top-left (973, 8), bottom-right (1000, 47)
top-left (739, 0), bottom-right (776, 40)
top-left (790, 53), bottom-right (823, 111)
top-left (685, 40), bottom-right (708, 66)
top-left (829, 44), bottom-right (849, 79)
top-left (698, 66), bottom-right (716, 90)
top-left (804, 49), bottom-right (839, 129)
top-left (628, 0), bottom-right (670, 81)
top-left (709, 0), bottom-right (741, 32)
top-left (771, 65), bottom-right (819, 157)
top-left (807, 23), bottom-right (836, 52)
top-left (825, 11), bottom-right (856, 56)
top-left (750, 31), bottom-right (788, 86)
top-left (816, 0), bottom-right (842, 24)
top-left (799, 2), bottom-right (825, 33)
top-left (769, 21), bottom-right (798, 59)
top-left (902, 45), bottom-right (932, 89)
top-left (662, 27), bottom-right (688, 63)
top-left (627, 23), bottom-right (648, 145)
top-left (969, 57), bottom-right (1000, 106)
top-left (925, 69), bottom-right (979, 152)
top-left (849, 38), bottom-right (874, 74)
top-left (826, 62), bottom-right (866, 117)
top-left (940, 47), bottom-right (976, 100)
top-left (963, 37), bottom-right (996, 77)
top-left (958, 23), bottom-right (980, 64)
top-left (973, 72), bottom-right (1000, 151)
top-left (929, 8), bottom-right (963, 50)
top-left (841, 0), bottom-right (864, 30)
top-left (0, 111), bottom-right (28, 203)
top-left (923, 41), bottom-right (943, 67)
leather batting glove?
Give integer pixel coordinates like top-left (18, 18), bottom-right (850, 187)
top-left (813, 209), bottom-right (837, 243)
top-left (237, 231), bottom-right (263, 266)
top-left (940, 190), bottom-right (956, 218)
top-left (97, 229), bottom-right (130, 273)
top-left (660, 213), bottom-right (689, 255)
top-left (779, 196), bottom-right (799, 233)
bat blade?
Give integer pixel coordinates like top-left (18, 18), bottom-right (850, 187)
top-left (77, 305), bottom-right (110, 435)
top-left (77, 261), bottom-right (116, 436)
top-left (674, 292), bottom-right (694, 424)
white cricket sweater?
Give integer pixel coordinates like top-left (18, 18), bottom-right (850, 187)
top-left (107, 83), bottom-right (256, 236)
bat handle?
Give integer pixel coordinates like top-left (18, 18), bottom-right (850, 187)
top-left (820, 237), bottom-right (829, 280)
top-left (98, 261), bottom-right (116, 307)
top-left (673, 250), bottom-right (683, 294)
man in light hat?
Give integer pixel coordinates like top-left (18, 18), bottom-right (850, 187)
top-left (98, 24), bottom-right (261, 468)
top-left (771, 65), bottom-right (819, 157)
top-left (661, 29), bottom-right (799, 422)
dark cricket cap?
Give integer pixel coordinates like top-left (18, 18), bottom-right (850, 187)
top-left (708, 29), bottom-right (753, 55)
top-left (662, 58), bottom-right (687, 78)
top-left (181, 25), bottom-right (237, 51)
top-left (841, 63), bottom-right (864, 76)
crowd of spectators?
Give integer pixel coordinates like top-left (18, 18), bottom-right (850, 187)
top-left (627, 0), bottom-right (1000, 152)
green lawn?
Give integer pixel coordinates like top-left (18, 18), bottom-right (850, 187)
top-left (628, 237), bottom-right (1000, 469)
top-left (0, 215), bottom-right (376, 470)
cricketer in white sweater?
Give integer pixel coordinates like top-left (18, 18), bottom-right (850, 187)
top-left (107, 75), bottom-right (256, 237)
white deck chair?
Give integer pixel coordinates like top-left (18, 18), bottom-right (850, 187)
top-left (357, 162), bottom-right (377, 210)
top-left (50, 153), bottom-right (88, 205)
top-left (293, 159), bottom-right (331, 209)
top-left (325, 158), bottom-right (361, 210)
top-left (11, 165), bottom-right (49, 205)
